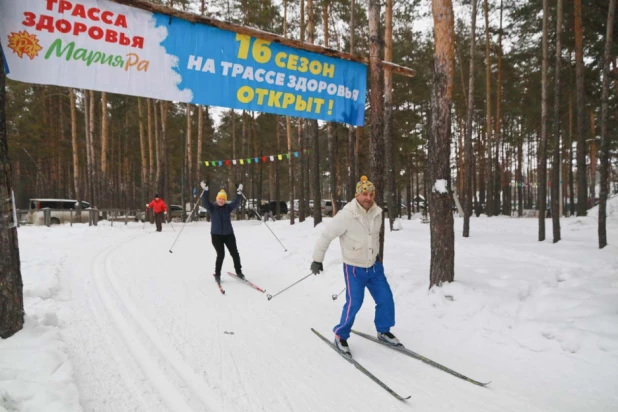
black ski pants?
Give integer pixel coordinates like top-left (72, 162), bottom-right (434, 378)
top-left (211, 233), bottom-right (242, 275)
top-left (154, 212), bottom-right (164, 232)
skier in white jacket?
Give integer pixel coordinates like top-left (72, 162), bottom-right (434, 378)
top-left (311, 176), bottom-right (399, 357)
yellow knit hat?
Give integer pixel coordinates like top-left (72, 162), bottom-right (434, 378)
top-left (355, 175), bottom-right (375, 195)
top-left (216, 190), bottom-right (228, 201)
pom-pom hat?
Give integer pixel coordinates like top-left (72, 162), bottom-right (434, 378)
top-left (355, 175), bottom-right (375, 195)
top-left (216, 190), bottom-right (228, 201)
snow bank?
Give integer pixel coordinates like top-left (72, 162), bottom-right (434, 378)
top-left (587, 194), bottom-right (618, 219)
top-left (0, 227), bottom-right (81, 412)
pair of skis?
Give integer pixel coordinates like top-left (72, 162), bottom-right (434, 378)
top-left (214, 272), bottom-right (266, 295)
top-left (311, 328), bottom-right (490, 402)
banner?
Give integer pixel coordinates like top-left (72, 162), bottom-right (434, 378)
top-left (0, 0), bottom-right (367, 125)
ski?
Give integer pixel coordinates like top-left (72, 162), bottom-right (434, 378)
top-left (227, 272), bottom-right (266, 293)
top-left (351, 330), bottom-right (490, 387)
top-left (311, 328), bottom-right (411, 401)
top-left (214, 275), bottom-right (225, 294)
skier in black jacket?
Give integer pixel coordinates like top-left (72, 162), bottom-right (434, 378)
top-left (201, 181), bottom-right (245, 283)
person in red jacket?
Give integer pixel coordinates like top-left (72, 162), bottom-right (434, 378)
top-left (146, 194), bottom-right (167, 232)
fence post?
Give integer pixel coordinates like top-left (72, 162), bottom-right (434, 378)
top-left (43, 208), bottom-right (51, 227)
top-left (70, 209), bottom-right (73, 227)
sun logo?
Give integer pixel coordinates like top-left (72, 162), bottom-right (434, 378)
top-left (7, 31), bottom-right (43, 60)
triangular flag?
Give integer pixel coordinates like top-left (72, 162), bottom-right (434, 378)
top-left (233, 160), bottom-right (237, 165)
top-left (270, 156), bottom-right (275, 161)
top-left (294, 152), bottom-right (299, 157)
top-left (286, 153), bottom-right (290, 159)
top-left (205, 161), bottom-right (209, 166)
top-left (225, 160), bottom-right (230, 166)
top-left (240, 159), bottom-right (244, 165)
top-left (218, 161), bottom-right (223, 166)
top-left (278, 154), bottom-right (283, 160)
top-left (248, 159), bottom-right (252, 164)
top-left (254, 157), bottom-right (258, 163)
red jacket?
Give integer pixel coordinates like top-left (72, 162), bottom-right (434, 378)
top-left (147, 198), bottom-right (167, 213)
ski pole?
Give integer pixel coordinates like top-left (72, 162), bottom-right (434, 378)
top-left (332, 287), bottom-right (346, 301)
top-left (169, 189), bottom-right (206, 253)
top-left (267, 273), bottom-right (313, 301)
top-left (240, 192), bottom-right (287, 252)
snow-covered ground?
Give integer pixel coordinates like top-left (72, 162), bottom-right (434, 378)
top-left (2, 198), bottom-right (618, 412)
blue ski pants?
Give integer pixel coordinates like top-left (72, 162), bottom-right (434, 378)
top-left (333, 262), bottom-right (395, 340)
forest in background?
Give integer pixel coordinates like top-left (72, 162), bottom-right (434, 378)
top-left (4, 0), bottom-right (617, 222)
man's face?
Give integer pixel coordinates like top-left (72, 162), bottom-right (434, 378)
top-left (155, 197), bottom-right (160, 201)
top-left (216, 197), bottom-right (226, 206)
top-left (356, 190), bottom-right (375, 210)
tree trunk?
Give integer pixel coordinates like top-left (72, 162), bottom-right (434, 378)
top-left (147, 99), bottom-right (154, 190)
top-left (598, 0), bottom-right (616, 248)
top-left (275, 118), bottom-right (281, 218)
top-left (588, 110), bottom-right (596, 203)
top-left (551, 0), bottom-right (563, 242)
top-left (197, 106), bottom-right (203, 186)
top-left (494, 0), bottom-right (503, 215)
top-left (574, 0), bottom-right (587, 216)
top-left (101, 92), bottom-right (108, 205)
top-left (154, 100), bottom-right (161, 197)
top-left (429, 0), bottom-right (455, 288)
top-left (463, 0), bottom-right (478, 237)
top-left (88, 90), bottom-right (97, 207)
top-left (384, 0), bottom-right (396, 231)
top-left (538, 0), bottom-right (549, 241)
top-left (186, 103), bottom-right (193, 214)
top-left (483, 0), bottom-right (492, 217)
top-left (307, 0), bottom-right (322, 226)
top-left (138, 98), bottom-right (148, 207)
top-left (69, 88), bottom-right (82, 220)
top-left (159, 101), bottom-right (169, 204)
top-left (0, 50), bottom-right (25, 339)
top-left (369, 0), bottom-right (385, 256)
top-left (568, 81), bottom-right (575, 216)
top-left (347, 0), bottom-right (356, 200)
top-left (286, 118), bottom-right (295, 224)
top-left (241, 111), bottom-right (247, 219)
top-left (517, 137), bottom-right (523, 217)
top-left (324, 0), bottom-right (337, 217)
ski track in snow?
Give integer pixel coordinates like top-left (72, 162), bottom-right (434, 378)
top-left (8, 206), bottom-right (618, 412)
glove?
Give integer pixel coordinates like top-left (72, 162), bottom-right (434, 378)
top-left (237, 183), bottom-right (243, 194)
top-left (310, 261), bottom-right (324, 275)
top-left (200, 181), bottom-right (208, 191)
top-left (145, 204), bottom-right (149, 208)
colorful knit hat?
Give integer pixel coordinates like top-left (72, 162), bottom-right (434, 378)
top-left (355, 175), bottom-right (375, 195)
top-left (216, 190), bottom-right (228, 201)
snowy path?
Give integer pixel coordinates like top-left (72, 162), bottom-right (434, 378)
top-left (5, 211), bottom-right (618, 412)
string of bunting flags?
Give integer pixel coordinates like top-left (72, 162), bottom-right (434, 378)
top-left (202, 148), bottom-right (309, 167)
top-left (507, 181), bottom-right (563, 188)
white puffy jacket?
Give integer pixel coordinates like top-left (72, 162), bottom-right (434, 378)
top-left (312, 198), bottom-right (382, 268)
